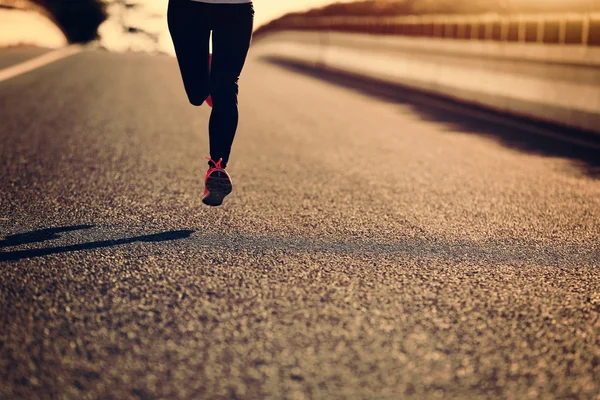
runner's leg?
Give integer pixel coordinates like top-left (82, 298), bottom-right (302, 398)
top-left (208, 3), bottom-right (254, 168)
top-left (167, 0), bottom-right (211, 106)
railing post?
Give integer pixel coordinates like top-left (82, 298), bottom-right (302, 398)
top-left (582, 14), bottom-right (590, 46)
top-left (500, 17), bottom-right (507, 41)
top-left (518, 17), bottom-right (526, 42)
top-left (457, 22), bottom-right (466, 39)
top-left (559, 18), bottom-right (567, 44)
top-left (433, 18), bottom-right (443, 38)
top-left (485, 20), bottom-right (493, 41)
top-left (443, 18), bottom-right (450, 38)
top-left (471, 18), bottom-right (479, 40)
top-left (537, 18), bottom-right (545, 43)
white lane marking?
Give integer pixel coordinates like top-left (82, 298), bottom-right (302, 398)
top-left (0, 45), bottom-right (82, 83)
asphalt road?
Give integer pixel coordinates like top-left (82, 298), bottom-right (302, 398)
top-left (0, 48), bottom-right (599, 400)
top-left (0, 45), bottom-right (50, 70)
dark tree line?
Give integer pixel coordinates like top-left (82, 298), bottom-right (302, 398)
top-left (30, 0), bottom-right (107, 43)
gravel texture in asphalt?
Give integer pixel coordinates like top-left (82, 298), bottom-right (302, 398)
top-left (0, 49), bottom-right (599, 399)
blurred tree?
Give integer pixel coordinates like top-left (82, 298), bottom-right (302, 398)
top-left (30, 0), bottom-right (107, 43)
top-left (109, 0), bottom-right (160, 51)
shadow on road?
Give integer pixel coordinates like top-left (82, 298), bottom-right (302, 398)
top-left (1, 225), bottom-right (597, 267)
top-left (264, 56), bottom-right (600, 179)
top-left (0, 226), bottom-right (195, 262)
top-left (0, 225), bottom-right (95, 248)
top-left (186, 231), bottom-right (599, 268)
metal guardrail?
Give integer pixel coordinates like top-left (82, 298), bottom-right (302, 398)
top-left (262, 12), bottom-right (600, 47)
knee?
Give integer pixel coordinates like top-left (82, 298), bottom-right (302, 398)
top-left (189, 97), bottom-right (205, 107)
top-left (210, 79), bottom-right (239, 100)
top-left (187, 89), bottom-right (209, 106)
top-left (185, 83), bottom-right (209, 107)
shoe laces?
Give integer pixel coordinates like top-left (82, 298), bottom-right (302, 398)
top-left (205, 156), bottom-right (224, 177)
top-left (204, 157), bottom-right (223, 196)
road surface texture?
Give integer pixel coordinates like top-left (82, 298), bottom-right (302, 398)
top-left (1, 48), bottom-right (599, 400)
top-left (0, 45), bottom-right (50, 70)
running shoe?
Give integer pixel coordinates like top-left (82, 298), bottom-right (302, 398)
top-left (202, 157), bottom-right (232, 207)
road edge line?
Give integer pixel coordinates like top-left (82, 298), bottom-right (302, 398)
top-left (0, 45), bottom-right (82, 83)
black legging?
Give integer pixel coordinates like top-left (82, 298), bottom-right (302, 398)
top-left (167, 0), bottom-right (254, 168)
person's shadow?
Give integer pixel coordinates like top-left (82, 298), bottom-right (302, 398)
top-left (0, 225), bottom-right (195, 262)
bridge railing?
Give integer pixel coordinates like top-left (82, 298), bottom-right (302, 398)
top-left (259, 12), bottom-right (600, 47)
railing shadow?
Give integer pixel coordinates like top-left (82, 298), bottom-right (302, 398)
top-left (264, 56), bottom-right (600, 179)
top-left (0, 226), bottom-right (195, 262)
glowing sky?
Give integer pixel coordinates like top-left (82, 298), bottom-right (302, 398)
top-left (232, 0), bottom-right (356, 27)
top-left (142, 0), bottom-right (356, 28)
top-left (100, 0), bottom-right (356, 54)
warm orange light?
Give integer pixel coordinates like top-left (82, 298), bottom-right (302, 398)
top-left (0, 8), bottom-right (66, 48)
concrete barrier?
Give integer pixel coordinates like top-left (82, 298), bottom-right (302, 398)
top-left (253, 31), bottom-right (600, 134)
